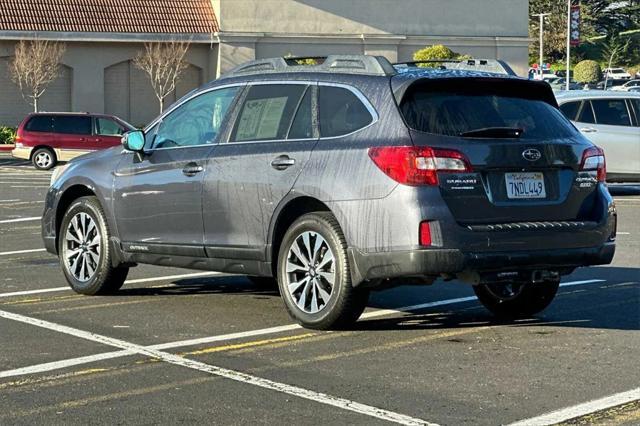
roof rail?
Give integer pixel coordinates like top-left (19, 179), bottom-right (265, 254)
top-left (221, 55), bottom-right (397, 78)
top-left (393, 59), bottom-right (517, 76)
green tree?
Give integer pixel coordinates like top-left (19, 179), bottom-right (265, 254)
top-left (573, 59), bottom-right (602, 83)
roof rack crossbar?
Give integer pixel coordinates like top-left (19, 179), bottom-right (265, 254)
top-left (393, 59), bottom-right (517, 76)
top-left (222, 55), bottom-right (396, 78)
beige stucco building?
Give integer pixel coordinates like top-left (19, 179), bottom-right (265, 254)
top-left (0, 0), bottom-right (529, 127)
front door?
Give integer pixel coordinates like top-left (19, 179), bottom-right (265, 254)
top-left (113, 87), bottom-right (241, 255)
top-left (203, 83), bottom-right (318, 260)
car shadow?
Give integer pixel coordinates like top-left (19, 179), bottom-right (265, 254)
top-left (112, 266), bottom-right (638, 332)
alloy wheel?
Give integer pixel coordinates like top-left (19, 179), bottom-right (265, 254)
top-left (63, 212), bottom-right (101, 282)
top-left (35, 151), bottom-right (52, 169)
top-left (285, 231), bottom-right (335, 314)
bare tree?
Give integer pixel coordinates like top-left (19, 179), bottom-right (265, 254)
top-left (133, 41), bottom-right (191, 113)
top-left (10, 39), bottom-right (66, 112)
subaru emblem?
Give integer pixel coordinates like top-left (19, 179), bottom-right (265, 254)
top-left (522, 148), bottom-right (542, 162)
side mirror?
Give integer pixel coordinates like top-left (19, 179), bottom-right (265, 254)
top-left (122, 130), bottom-right (145, 152)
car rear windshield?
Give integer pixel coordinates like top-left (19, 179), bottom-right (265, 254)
top-left (399, 81), bottom-right (577, 140)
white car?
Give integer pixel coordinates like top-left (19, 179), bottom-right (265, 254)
top-left (603, 68), bottom-right (632, 80)
top-left (556, 91), bottom-right (640, 182)
top-left (610, 79), bottom-right (640, 91)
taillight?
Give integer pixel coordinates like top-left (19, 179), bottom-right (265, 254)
top-left (368, 146), bottom-right (472, 186)
top-left (580, 146), bottom-right (606, 182)
top-left (419, 221), bottom-right (432, 246)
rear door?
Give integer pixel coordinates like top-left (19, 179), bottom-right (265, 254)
top-left (399, 78), bottom-right (597, 224)
top-left (51, 116), bottom-right (93, 159)
top-left (580, 98), bottom-right (639, 176)
top-left (203, 82), bottom-right (318, 259)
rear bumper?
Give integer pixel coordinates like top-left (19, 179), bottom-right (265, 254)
top-left (348, 242), bottom-right (615, 285)
top-left (11, 147), bottom-right (30, 160)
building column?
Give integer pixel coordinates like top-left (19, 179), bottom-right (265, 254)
top-left (217, 35), bottom-right (258, 77)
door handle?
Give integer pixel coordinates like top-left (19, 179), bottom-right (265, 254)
top-left (580, 127), bottom-right (597, 133)
top-left (182, 162), bottom-right (204, 176)
top-left (271, 155), bottom-right (296, 170)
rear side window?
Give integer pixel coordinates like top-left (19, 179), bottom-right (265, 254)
top-left (231, 84), bottom-right (307, 142)
top-left (319, 86), bottom-right (373, 137)
top-left (400, 88), bottom-right (576, 140)
top-left (559, 101), bottom-right (580, 121)
top-left (591, 99), bottom-right (632, 126)
top-left (576, 101), bottom-right (595, 124)
top-left (53, 116), bottom-right (92, 135)
top-left (25, 116), bottom-right (53, 132)
top-left (630, 99), bottom-right (640, 126)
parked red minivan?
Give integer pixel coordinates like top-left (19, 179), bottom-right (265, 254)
top-left (11, 113), bottom-right (135, 169)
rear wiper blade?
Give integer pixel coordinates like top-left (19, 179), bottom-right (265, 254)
top-left (459, 127), bottom-right (523, 138)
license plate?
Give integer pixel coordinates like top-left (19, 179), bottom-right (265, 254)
top-left (505, 172), bottom-right (546, 199)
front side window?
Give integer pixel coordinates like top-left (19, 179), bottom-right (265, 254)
top-left (96, 118), bottom-right (124, 136)
top-left (231, 84), bottom-right (308, 142)
top-left (287, 87), bottom-right (314, 139)
top-left (591, 99), bottom-right (632, 126)
top-left (153, 87), bottom-right (239, 149)
top-left (319, 86), bottom-right (373, 137)
top-left (53, 116), bottom-right (92, 135)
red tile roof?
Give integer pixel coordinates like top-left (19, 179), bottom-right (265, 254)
top-left (0, 0), bottom-right (219, 34)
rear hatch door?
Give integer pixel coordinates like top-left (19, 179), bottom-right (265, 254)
top-left (396, 76), bottom-right (600, 224)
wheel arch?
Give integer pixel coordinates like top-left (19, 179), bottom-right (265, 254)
top-left (267, 196), bottom-right (336, 273)
top-left (55, 184), bottom-right (97, 250)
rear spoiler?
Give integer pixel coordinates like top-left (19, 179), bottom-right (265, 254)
top-left (393, 59), bottom-right (517, 76)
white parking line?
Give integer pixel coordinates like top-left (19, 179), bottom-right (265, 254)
top-left (0, 279), bottom-right (606, 378)
top-left (0, 309), bottom-right (433, 425)
top-left (0, 199), bottom-right (20, 202)
top-left (508, 387), bottom-right (640, 426)
top-left (0, 216), bottom-right (41, 224)
top-left (0, 271), bottom-right (222, 298)
top-left (0, 248), bottom-right (46, 256)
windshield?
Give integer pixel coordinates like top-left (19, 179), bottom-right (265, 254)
top-left (400, 87), bottom-right (577, 140)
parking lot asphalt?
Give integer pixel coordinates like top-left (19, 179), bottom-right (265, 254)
top-left (0, 151), bottom-right (638, 425)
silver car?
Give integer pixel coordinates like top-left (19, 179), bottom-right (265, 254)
top-left (556, 91), bottom-right (640, 182)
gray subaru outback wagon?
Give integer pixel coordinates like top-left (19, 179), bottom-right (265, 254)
top-left (43, 55), bottom-right (616, 329)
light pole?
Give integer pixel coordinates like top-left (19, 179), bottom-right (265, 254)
top-left (533, 13), bottom-right (550, 80)
top-left (566, 0), bottom-right (572, 91)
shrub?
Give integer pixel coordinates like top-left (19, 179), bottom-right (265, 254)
top-left (573, 60), bottom-right (602, 83)
top-left (0, 126), bottom-right (16, 145)
top-left (412, 44), bottom-right (470, 67)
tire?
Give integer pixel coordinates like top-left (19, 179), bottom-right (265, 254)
top-left (58, 196), bottom-right (129, 295)
top-left (473, 279), bottom-right (560, 319)
top-left (247, 276), bottom-right (279, 291)
top-left (32, 148), bottom-right (56, 170)
top-left (277, 212), bottom-right (369, 330)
